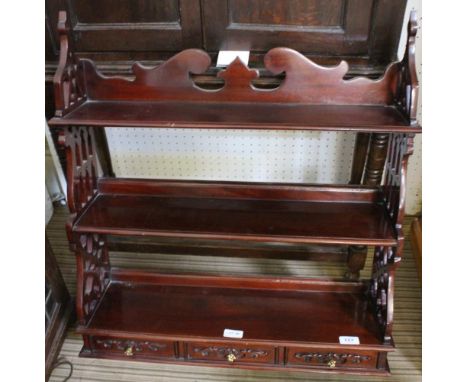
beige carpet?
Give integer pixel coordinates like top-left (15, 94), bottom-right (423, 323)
top-left (47, 205), bottom-right (421, 381)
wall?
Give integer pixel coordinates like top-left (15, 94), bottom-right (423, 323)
top-left (399, 0), bottom-right (422, 214)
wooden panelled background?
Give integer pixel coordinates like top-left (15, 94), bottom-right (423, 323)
top-left (45, 0), bottom-right (407, 67)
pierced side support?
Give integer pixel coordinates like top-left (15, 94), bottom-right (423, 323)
top-left (396, 10), bottom-right (419, 125)
top-left (369, 246), bottom-right (397, 344)
top-left (58, 126), bottom-right (101, 245)
top-left (53, 11), bottom-right (86, 117)
top-left (74, 233), bottom-right (111, 326)
top-left (369, 133), bottom-right (414, 343)
top-left (382, 133), bottom-right (415, 232)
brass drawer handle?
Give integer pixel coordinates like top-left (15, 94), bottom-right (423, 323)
top-left (124, 346), bottom-right (134, 356)
top-left (328, 360), bottom-right (336, 368)
top-left (227, 353), bottom-right (237, 363)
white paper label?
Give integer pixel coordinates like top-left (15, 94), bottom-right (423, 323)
top-left (216, 51), bottom-right (250, 67)
top-left (339, 336), bottom-right (360, 345)
top-left (223, 328), bottom-right (244, 339)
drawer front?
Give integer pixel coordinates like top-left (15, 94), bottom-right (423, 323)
top-left (186, 342), bottom-right (276, 365)
top-left (91, 336), bottom-right (176, 359)
top-left (287, 347), bottom-right (377, 370)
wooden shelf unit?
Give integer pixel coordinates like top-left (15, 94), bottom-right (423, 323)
top-left (48, 11), bottom-right (420, 376)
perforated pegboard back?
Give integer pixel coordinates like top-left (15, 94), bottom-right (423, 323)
top-left (106, 129), bottom-right (356, 184)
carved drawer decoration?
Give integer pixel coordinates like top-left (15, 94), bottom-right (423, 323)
top-left (287, 347), bottom-right (376, 369)
top-left (91, 337), bottom-right (175, 359)
top-left (186, 342), bottom-right (276, 364)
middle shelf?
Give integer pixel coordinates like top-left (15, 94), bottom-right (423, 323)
top-left (73, 178), bottom-right (396, 246)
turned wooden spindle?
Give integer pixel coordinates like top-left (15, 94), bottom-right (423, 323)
top-left (347, 132), bottom-right (389, 278)
top-left (363, 133), bottom-right (390, 185)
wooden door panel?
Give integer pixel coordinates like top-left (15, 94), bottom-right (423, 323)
top-left (202, 0), bottom-right (373, 55)
top-left (230, 0), bottom-right (343, 27)
top-left (73, 0), bottom-right (180, 23)
top-left (48, 0), bottom-right (202, 53)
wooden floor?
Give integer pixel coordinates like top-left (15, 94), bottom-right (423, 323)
top-left (47, 205), bottom-right (421, 382)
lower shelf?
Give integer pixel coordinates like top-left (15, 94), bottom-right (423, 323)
top-left (78, 272), bottom-right (393, 374)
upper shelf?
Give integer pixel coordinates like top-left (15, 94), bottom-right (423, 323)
top-left (49, 11), bottom-right (420, 132)
top-left (49, 101), bottom-right (415, 132)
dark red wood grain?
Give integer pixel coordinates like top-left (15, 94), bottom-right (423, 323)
top-left (73, 183), bottom-right (396, 246)
top-left (110, 269), bottom-right (367, 293)
top-left (97, 178), bottom-right (381, 202)
top-left (48, 101), bottom-right (420, 132)
top-left (71, 47), bottom-right (402, 106)
top-left (80, 279), bottom-right (384, 346)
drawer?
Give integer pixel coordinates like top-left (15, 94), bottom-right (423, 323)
top-left (186, 341), bottom-right (276, 365)
top-left (287, 347), bottom-right (377, 370)
top-left (90, 336), bottom-right (176, 359)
